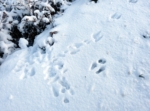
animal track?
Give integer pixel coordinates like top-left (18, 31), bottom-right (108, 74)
top-left (142, 31), bottom-right (150, 39)
top-left (14, 60), bottom-right (25, 72)
top-left (64, 98), bottom-right (69, 103)
top-left (47, 76), bottom-right (60, 84)
top-left (66, 42), bottom-right (83, 55)
top-left (67, 46), bottom-right (80, 55)
top-left (74, 43), bottom-right (83, 48)
top-left (90, 58), bottom-right (107, 74)
top-left (91, 62), bottom-right (97, 70)
top-left (59, 77), bottom-right (70, 90)
top-left (111, 13), bottom-right (121, 19)
top-left (29, 68), bottom-right (36, 76)
top-left (98, 58), bottom-right (106, 64)
top-left (13, 40), bottom-right (76, 102)
top-left (92, 31), bottom-right (103, 42)
top-left (52, 86), bottom-right (59, 97)
top-left (49, 68), bottom-right (57, 77)
top-left (50, 76), bottom-right (74, 99)
top-left (84, 39), bottom-right (91, 44)
top-left (33, 39), bottom-right (94, 101)
top-left (20, 67), bottom-right (36, 79)
top-left (54, 61), bottom-right (64, 70)
top-left (43, 67), bottom-right (57, 80)
top-left (96, 66), bottom-right (106, 74)
top-left (44, 58), bottom-right (74, 99)
top-left (44, 61), bottom-right (65, 80)
top-left (61, 88), bottom-right (66, 93)
top-left (129, 0), bottom-right (138, 3)
top-left (69, 89), bottom-right (75, 95)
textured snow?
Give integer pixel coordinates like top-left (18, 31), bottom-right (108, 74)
top-left (1, 0), bottom-right (150, 111)
top-left (19, 38), bottom-right (28, 49)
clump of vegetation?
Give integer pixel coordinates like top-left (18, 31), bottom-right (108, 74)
top-left (0, 0), bottom-right (72, 64)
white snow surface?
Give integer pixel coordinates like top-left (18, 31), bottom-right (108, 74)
top-left (1, 0), bottom-right (150, 111)
top-left (19, 38), bottom-right (29, 49)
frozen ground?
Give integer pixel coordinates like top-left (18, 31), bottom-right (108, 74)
top-left (1, 0), bottom-right (150, 111)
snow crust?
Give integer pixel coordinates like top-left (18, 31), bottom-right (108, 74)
top-left (1, 0), bottom-right (150, 111)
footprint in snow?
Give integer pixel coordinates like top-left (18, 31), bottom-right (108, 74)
top-left (111, 13), bottom-right (122, 19)
top-left (65, 41), bottom-right (89, 55)
top-left (48, 68), bottom-right (57, 78)
top-left (129, 0), bottom-right (138, 3)
top-left (47, 76), bottom-right (60, 85)
top-left (44, 59), bottom-right (74, 98)
top-left (59, 77), bottom-right (70, 90)
top-left (90, 62), bottom-right (98, 70)
top-left (96, 66), bottom-right (106, 74)
top-left (20, 67), bottom-right (36, 79)
top-left (64, 98), bottom-right (69, 104)
top-left (74, 43), bottom-right (83, 48)
top-left (52, 86), bottom-right (59, 97)
top-left (61, 88), bottom-right (66, 93)
top-left (98, 58), bottom-right (106, 64)
top-left (50, 76), bottom-right (74, 100)
top-left (92, 31), bottom-right (103, 42)
top-left (14, 60), bottom-right (25, 72)
top-left (84, 39), bottom-right (91, 44)
top-left (67, 42), bottom-right (83, 55)
top-left (29, 68), bottom-right (36, 76)
top-left (90, 58), bottom-right (107, 74)
top-left (54, 61), bottom-right (64, 70)
top-left (44, 60), bottom-right (65, 80)
top-left (68, 45), bottom-right (80, 55)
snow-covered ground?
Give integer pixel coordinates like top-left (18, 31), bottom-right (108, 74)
top-left (1, 0), bottom-right (150, 110)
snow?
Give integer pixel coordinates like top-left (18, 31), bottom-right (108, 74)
top-left (22, 16), bottom-right (37, 22)
top-left (19, 38), bottom-right (28, 49)
top-left (1, 0), bottom-right (150, 111)
top-left (42, 17), bottom-right (50, 23)
top-left (0, 30), bottom-right (14, 55)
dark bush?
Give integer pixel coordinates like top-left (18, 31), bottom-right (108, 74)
top-left (0, 0), bottom-right (72, 64)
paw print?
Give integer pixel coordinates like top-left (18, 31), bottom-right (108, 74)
top-left (90, 58), bottom-right (106, 74)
